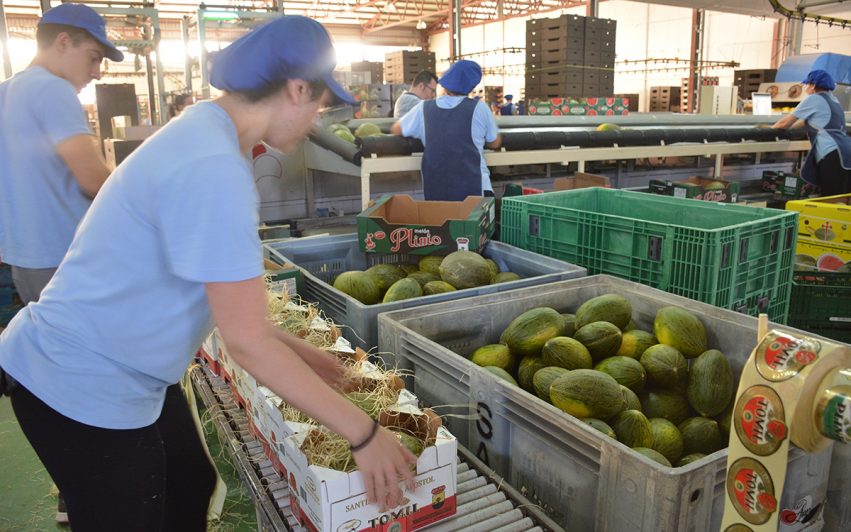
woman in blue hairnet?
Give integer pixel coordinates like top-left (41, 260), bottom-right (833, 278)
top-left (772, 69), bottom-right (851, 196)
top-left (0, 16), bottom-right (416, 530)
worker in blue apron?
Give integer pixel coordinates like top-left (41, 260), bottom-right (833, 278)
top-left (500, 95), bottom-right (517, 116)
top-left (772, 69), bottom-right (851, 196)
top-left (392, 60), bottom-right (502, 201)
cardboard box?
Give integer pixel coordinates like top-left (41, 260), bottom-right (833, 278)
top-left (358, 195), bottom-right (496, 256)
top-left (649, 176), bottom-right (741, 203)
top-left (761, 171), bottom-right (817, 199)
top-left (795, 239), bottom-right (851, 271)
top-left (787, 193), bottom-right (851, 247)
top-left (197, 331), bottom-right (219, 376)
top-left (527, 97), bottom-right (629, 116)
top-left (554, 173), bottom-right (611, 190)
top-left (283, 411), bottom-right (458, 532)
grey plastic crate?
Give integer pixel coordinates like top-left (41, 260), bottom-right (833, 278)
top-left (377, 274), bottom-right (838, 532)
top-left (263, 233), bottom-right (586, 349)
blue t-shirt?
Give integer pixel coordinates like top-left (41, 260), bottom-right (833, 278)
top-left (0, 102), bottom-right (263, 429)
top-left (0, 66), bottom-right (93, 268)
top-left (399, 95), bottom-right (499, 192)
top-left (793, 93), bottom-right (840, 162)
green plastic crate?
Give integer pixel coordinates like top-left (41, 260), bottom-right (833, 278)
top-left (789, 271), bottom-right (851, 343)
top-left (500, 188), bottom-right (798, 321)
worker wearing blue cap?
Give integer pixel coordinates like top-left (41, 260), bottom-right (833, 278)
top-left (0, 2), bottom-right (121, 304)
top-left (0, 6), bottom-right (122, 521)
top-left (772, 69), bottom-right (851, 195)
top-left (0, 15), bottom-right (416, 529)
top-left (500, 95), bottom-right (517, 116)
top-left (392, 59), bottom-right (502, 201)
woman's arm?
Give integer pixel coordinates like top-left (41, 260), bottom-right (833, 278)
top-left (206, 277), bottom-right (416, 509)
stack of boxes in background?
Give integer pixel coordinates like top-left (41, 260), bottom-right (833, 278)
top-left (350, 61), bottom-right (385, 84)
top-left (734, 68), bottom-right (777, 100)
top-left (384, 50), bottom-right (436, 84)
top-left (351, 84), bottom-right (393, 118)
top-left (648, 86), bottom-right (681, 112)
top-left (525, 14), bottom-right (616, 100)
top-left (680, 75), bottom-right (719, 112)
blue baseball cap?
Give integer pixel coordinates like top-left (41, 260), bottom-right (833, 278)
top-left (439, 60), bottom-right (482, 94)
top-left (210, 16), bottom-right (355, 105)
top-left (39, 4), bottom-right (124, 62)
top-left (505, 94), bottom-right (513, 100)
top-left (802, 69), bottom-right (836, 91)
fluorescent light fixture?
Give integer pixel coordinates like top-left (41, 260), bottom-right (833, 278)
top-left (416, 20), bottom-right (427, 30)
top-left (202, 11), bottom-right (239, 21)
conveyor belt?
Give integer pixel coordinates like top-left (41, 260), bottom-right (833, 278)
top-left (190, 366), bottom-right (564, 532)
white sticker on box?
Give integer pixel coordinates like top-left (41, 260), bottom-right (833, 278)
top-left (674, 188), bottom-right (687, 198)
top-left (785, 176), bottom-right (798, 188)
top-left (269, 277), bottom-right (297, 295)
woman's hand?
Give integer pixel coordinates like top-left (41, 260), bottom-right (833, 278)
top-left (351, 425), bottom-right (418, 511)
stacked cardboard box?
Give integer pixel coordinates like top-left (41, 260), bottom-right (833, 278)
top-left (734, 68), bottom-right (776, 100)
top-left (527, 97), bottom-right (629, 116)
top-left (350, 61), bottom-right (385, 85)
top-left (385, 51), bottom-right (436, 84)
top-left (648, 86), bottom-right (681, 112)
top-left (525, 15), bottom-right (615, 100)
top-left (681, 76), bottom-right (719, 111)
top-left (614, 93), bottom-right (639, 112)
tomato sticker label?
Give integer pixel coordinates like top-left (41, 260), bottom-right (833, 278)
top-left (727, 458), bottom-right (777, 525)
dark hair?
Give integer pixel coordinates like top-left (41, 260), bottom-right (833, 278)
top-left (445, 90), bottom-right (464, 96)
top-left (237, 78), bottom-right (328, 103)
top-left (36, 23), bottom-right (94, 50)
top-left (411, 70), bottom-right (437, 88)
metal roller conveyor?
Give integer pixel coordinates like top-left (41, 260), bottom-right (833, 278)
top-left (358, 126), bottom-right (808, 158)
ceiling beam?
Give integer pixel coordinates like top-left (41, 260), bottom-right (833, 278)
top-left (363, 0), bottom-right (487, 33)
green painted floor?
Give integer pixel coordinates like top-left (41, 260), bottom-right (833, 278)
top-left (0, 397), bottom-right (257, 532)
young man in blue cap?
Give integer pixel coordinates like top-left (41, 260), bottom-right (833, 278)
top-left (0, 3), bottom-right (123, 523)
top-left (500, 95), bottom-right (516, 116)
top-left (0, 15), bottom-right (416, 529)
top-left (391, 59), bottom-right (501, 201)
top-left (772, 69), bottom-right (851, 195)
top-left (0, 3), bottom-right (120, 305)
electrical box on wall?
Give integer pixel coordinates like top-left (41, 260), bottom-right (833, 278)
top-left (698, 85), bottom-right (738, 115)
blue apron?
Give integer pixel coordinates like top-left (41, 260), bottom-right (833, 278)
top-left (801, 92), bottom-right (851, 185)
top-left (500, 103), bottom-right (515, 116)
top-left (421, 98), bottom-right (483, 201)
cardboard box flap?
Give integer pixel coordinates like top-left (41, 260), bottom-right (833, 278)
top-left (554, 172), bottom-right (611, 190)
top-left (372, 195), bottom-right (484, 225)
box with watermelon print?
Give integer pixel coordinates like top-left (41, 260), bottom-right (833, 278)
top-left (526, 97), bottom-right (629, 116)
top-left (648, 176), bottom-right (740, 203)
top-left (786, 193), bottom-right (851, 251)
top-left (357, 195), bottom-right (496, 256)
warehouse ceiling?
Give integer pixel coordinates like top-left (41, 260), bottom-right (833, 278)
top-left (2, 0), bottom-right (847, 43)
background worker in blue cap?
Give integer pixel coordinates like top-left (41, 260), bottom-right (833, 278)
top-left (391, 59), bottom-right (502, 201)
top-left (772, 69), bottom-right (851, 195)
top-left (500, 95), bottom-right (517, 116)
top-left (0, 3), bottom-right (120, 306)
top-left (0, 5), bottom-right (122, 522)
top-left (0, 15), bottom-right (416, 530)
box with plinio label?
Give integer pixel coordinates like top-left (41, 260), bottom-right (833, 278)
top-left (358, 195), bottom-right (496, 256)
top-left (283, 407), bottom-right (457, 532)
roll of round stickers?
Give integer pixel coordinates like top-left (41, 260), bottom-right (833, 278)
top-left (721, 330), bottom-right (851, 531)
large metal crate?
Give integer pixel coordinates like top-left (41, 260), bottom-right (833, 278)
top-left (263, 233), bottom-right (586, 349)
top-left (377, 275), bottom-right (839, 532)
top-left (501, 188), bottom-right (798, 322)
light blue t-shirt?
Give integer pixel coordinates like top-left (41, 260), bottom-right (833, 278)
top-left (0, 102), bottom-right (263, 429)
top-left (399, 95), bottom-right (499, 192)
top-left (793, 93), bottom-right (840, 162)
top-left (0, 66), bottom-right (93, 268)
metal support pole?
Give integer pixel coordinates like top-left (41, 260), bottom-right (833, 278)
top-left (587, 0), bottom-right (599, 17)
top-left (39, 0), bottom-right (51, 14)
top-left (145, 53), bottom-right (157, 124)
top-left (687, 9), bottom-right (705, 114)
top-left (151, 11), bottom-right (167, 125)
top-left (0, 1), bottom-right (13, 79)
top-left (453, 0), bottom-right (462, 60)
top-left (714, 154), bottom-right (723, 177)
top-left (787, 17), bottom-right (803, 57)
top-left (197, 10), bottom-right (210, 99)
top-left (181, 17), bottom-right (192, 93)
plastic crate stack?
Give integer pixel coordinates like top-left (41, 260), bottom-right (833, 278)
top-left (383, 50), bottom-right (435, 85)
top-left (0, 262), bottom-right (22, 327)
top-left (786, 193), bottom-right (851, 342)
